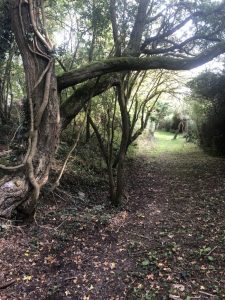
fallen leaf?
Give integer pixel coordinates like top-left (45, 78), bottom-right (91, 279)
top-left (110, 262), bottom-right (116, 269)
top-left (23, 275), bottom-right (32, 282)
top-left (169, 295), bottom-right (182, 300)
top-left (172, 284), bottom-right (185, 292)
top-left (65, 290), bottom-right (71, 296)
top-left (146, 273), bottom-right (154, 280)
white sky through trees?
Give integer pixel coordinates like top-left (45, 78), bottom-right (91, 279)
top-left (53, 0), bottom-right (225, 75)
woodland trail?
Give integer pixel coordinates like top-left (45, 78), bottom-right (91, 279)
top-left (0, 132), bottom-right (225, 299)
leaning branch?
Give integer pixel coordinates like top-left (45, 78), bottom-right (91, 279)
top-left (60, 75), bottom-right (120, 129)
top-left (57, 41), bottom-right (225, 91)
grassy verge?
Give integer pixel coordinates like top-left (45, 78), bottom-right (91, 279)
top-left (138, 130), bottom-right (199, 157)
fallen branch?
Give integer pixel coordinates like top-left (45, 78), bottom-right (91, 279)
top-left (0, 163), bottom-right (25, 171)
top-left (207, 246), bottom-right (218, 256)
top-left (199, 291), bottom-right (216, 297)
top-left (64, 276), bottom-right (77, 281)
top-left (0, 279), bottom-right (16, 290)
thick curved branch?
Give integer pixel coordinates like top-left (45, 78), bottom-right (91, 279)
top-left (58, 41), bottom-right (225, 91)
top-left (89, 116), bottom-right (109, 165)
top-left (60, 75), bottom-right (120, 129)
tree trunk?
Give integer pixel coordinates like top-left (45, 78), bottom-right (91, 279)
top-left (86, 108), bottom-right (91, 143)
top-left (0, 1), bottom-right (60, 219)
top-left (112, 83), bottom-right (130, 206)
top-left (173, 121), bottom-right (184, 140)
top-left (0, 43), bottom-right (15, 125)
top-left (108, 164), bottom-right (116, 203)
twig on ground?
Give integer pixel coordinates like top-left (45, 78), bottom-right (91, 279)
top-left (0, 279), bottom-right (16, 290)
top-left (50, 188), bottom-right (75, 203)
top-left (64, 276), bottom-right (77, 281)
top-left (207, 246), bottom-right (218, 256)
top-left (115, 224), bottom-right (125, 233)
top-left (34, 211), bottom-right (67, 231)
top-left (53, 191), bottom-right (68, 202)
top-left (199, 291), bottom-right (216, 297)
top-left (55, 220), bottom-right (67, 230)
top-left (34, 213), bottom-right (57, 231)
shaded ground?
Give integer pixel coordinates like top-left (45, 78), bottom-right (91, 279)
top-left (0, 132), bottom-right (225, 299)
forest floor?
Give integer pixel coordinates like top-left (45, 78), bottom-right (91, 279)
top-left (0, 131), bottom-right (225, 300)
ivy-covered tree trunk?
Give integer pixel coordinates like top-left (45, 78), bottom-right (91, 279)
top-left (0, 0), bottom-right (60, 219)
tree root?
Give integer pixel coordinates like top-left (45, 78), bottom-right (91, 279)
top-left (0, 177), bottom-right (29, 219)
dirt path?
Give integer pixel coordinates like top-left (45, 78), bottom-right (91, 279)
top-left (0, 134), bottom-right (225, 299)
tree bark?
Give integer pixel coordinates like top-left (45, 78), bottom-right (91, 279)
top-left (60, 75), bottom-right (120, 129)
top-left (173, 121), bottom-right (184, 140)
top-left (0, 0), bottom-right (60, 219)
top-left (113, 82), bottom-right (130, 206)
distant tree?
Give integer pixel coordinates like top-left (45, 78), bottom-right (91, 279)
top-left (0, 1), bottom-right (14, 125)
top-left (188, 70), bottom-right (225, 154)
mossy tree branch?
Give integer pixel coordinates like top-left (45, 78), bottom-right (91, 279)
top-left (57, 41), bottom-right (225, 91)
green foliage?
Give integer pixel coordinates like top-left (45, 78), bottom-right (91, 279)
top-left (197, 245), bottom-right (215, 262)
top-left (51, 0), bottom-right (112, 71)
top-left (0, 1), bottom-right (12, 61)
top-left (188, 70), bottom-right (225, 155)
top-left (141, 259), bottom-right (150, 267)
top-left (145, 131), bottom-right (198, 157)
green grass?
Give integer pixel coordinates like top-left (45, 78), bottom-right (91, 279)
top-left (138, 131), bottom-right (199, 157)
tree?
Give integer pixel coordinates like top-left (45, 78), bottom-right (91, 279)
top-left (188, 70), bottom-right (225, 154)
top-left (0, 1), bottom-right (14, 125)
top-left (0, 0), bottom-right (60, 218)
top-left (89, 69), bottom-right (176, 205)
top-left (1, 0), bottom-right (225, 219)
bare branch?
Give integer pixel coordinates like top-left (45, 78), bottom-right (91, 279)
top-left (142, 35), bottom-right (222, 55)
top-left (141, 14), bottom-right (194, 50)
